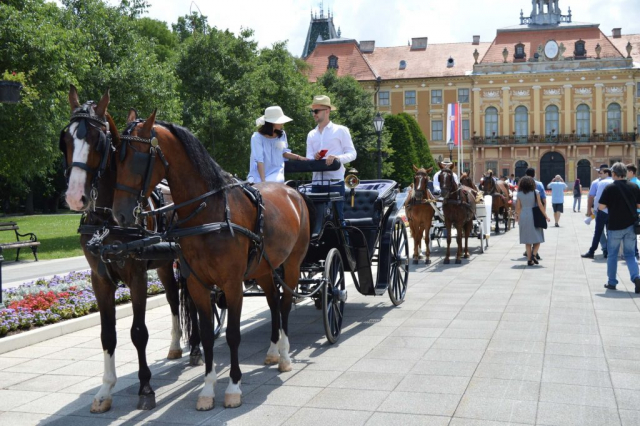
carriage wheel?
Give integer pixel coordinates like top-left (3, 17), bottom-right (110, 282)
top-left (388, 218), bottom-right (409, 306)
top-left (322, 248), bottom-right (346, 344)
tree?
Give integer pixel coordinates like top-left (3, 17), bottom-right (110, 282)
top-left (385, 115), bottom-right (419, 186)
top-left (135, 18), bottom-right (179, 63)
top-left (398, 113), bottom-right (437, 175)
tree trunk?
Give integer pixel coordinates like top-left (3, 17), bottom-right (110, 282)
top-left (25, 191), bottom-right (34, 215)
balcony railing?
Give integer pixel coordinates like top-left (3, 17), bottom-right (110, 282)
top-left (471, 132), bottom-right (638, 146)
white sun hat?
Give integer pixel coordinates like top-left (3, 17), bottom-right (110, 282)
top-left (255, 106), bottom-right (293, 126)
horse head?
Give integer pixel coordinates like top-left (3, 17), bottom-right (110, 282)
top-left (483, 171), bottom-right (496, 194)
top-left (61, 85), bottom-right (115, 211)
top-left (438, 162), bottom-right (457, 199)
top-left (411, 165), bottom-right (433, 201)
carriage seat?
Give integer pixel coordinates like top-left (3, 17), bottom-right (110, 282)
top-left (343, 190), bottom-right (381, 228)
top-left (306, 192), bottom-right (343, 238)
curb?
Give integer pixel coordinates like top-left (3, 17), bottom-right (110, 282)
top-left (0, 293), bottom-right (168, 355)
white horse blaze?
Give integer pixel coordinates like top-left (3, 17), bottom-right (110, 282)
top-left (277, 330), bottom-right (292, 371)
top-left (94, 350), bottom-right (117, 404)
top-left (198, 371), bottom-right (217, 399)
top-left (65, 122), bottom-right (90, 211)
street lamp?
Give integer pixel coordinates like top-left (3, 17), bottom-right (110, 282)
top-left (373, 112), bottom-right (385, 179)
top-left (447, 139), bottom-right (454, 162)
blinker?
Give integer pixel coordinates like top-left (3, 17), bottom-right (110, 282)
top-left (76, 119), bottom-right (87, 139)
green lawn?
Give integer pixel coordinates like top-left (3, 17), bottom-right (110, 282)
top-left (0, 214), bottom-right (84, 261)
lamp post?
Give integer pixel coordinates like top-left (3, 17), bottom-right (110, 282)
top-left (373, 112), bottom-right (385, 179)
top-left (447, 140), bottom-right (454, 162)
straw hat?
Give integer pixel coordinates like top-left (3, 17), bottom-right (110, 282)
top-left (255, 106), bottom-right (293, 127)
top-left (309, 95), bottom-right (337, 111)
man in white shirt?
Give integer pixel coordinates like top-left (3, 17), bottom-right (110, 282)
top-left (306, 95), bottom-right (357, 222)
top-left (432, 160), bottom-right (459, 195)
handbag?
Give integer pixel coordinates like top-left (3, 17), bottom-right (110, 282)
top-left (618, 182), bottom-right (640, 235)
top-left (532, 191), bottom-right (547, 229)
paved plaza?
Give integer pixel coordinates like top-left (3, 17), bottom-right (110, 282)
top-left (2, 197), bottom-right (640, 425)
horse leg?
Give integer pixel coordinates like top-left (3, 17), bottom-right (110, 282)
top-left (223, 282), bottom-right (244, 408)
top-left (258, 274), bottom-right (282, 366)
top-left (455, 223), bottom-right (464, 264)
top-left (411, 224), bottom-right (420, 264)
top-left (277, 261), bottom-right (301, 373)
top-left (463, 220), bottom-right (472, 258)
top-left (128, 269), bottom-right (156, 410)
top-left (158, 263), bottom-right (182, 360)
top-left (494, 210), bottom-right (500, 234)
top-left (423, 222), bottom-right (431, 265)
top-left (444, 218), bottom-right (452, 264)
top-left (182, 281), bottom-right (203, 366)
top-left (90, 271), bottom-right (117, 414)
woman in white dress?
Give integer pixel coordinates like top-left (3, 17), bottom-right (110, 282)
top-left (247, 106), bottom-right (307, 183)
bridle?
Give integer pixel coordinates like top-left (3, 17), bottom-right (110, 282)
top-left (409, 171), bottom-right (434, 205)
top-left (59, 102), bottom-right (112, 210)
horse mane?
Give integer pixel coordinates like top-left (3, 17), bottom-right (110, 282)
top-left (156, 120), bottom-right (232, 190)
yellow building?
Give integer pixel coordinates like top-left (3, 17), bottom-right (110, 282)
top-left (304, 0), bottom-right (640, 187)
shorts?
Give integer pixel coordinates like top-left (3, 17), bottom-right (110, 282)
top-left (552, 203), bottom-right (563, 213)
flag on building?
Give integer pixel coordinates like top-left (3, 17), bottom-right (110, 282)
top-left (446, 103), bottom-right (461, 146)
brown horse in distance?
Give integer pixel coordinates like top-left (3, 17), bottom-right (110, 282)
top-left (405, 166), bottom-right (435, 264)
top-left (460, 173), bottom-right (480, 198)
top-left (482, 172), bottom-right (512, 233)
top-left (438, 162), bottom-right (477, 264)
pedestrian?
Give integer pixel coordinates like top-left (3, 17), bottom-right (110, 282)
top-left (582, 168), bottom-right (613, 259)
top-left (515, 176), bottom-right (550, 266)
top-left (522, 168), bottom-right (546, 260)
top-left (626, 164), bottom-right (640, 259)
top-left (247, 106), bottom-right (308, 183)
top-left (573, 179), bottom-right (582, 212)
top-left (508, 174), bottom-right (516, 186)
top-left (597, 162), bottom-right (640, 292)
top-left (547, 175), bottom-right (567, 227)
top-left (306, 95), bottom-right (357, 223)
top-left (585, 164), bottom-right (609, 255)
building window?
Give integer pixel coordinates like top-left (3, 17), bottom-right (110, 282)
top-left (399, 60), bottom-right (407, 70)
top-left (485, 161), bottom-right (498, 173)
top-left (515, 106), bottom-right (528, 142)
top-left (458, 88), bottom-right (469, 103)
top-left (328, 55), bottom-right (338, 69)
top-left (574, 40), bottom-right (587, 59)
top-left (379, 91), bottom-right (389, 106)
top-left (545, 105), bottom-right (559, 135)
top-left (637, 82), bottom-right (640, 97)
top-left (462, 119), bottom-right (470, 140)
top-left (431, 120), bottom-right (443, 141)
top-left (431, 89), bottom-right (442, 104)
top-left (607, 103), bottom-right (621, 133)
top-left (514, 43), bottom-right (526, 60)
top-left (576, 104), bottom-right (590, 140)
top-left (485, 107), bottom-right (498, 137)
top-left (405, 91), bottom-right (416, 106)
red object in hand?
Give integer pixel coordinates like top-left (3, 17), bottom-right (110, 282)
top-left (318, 149), bottom-right (328, 158)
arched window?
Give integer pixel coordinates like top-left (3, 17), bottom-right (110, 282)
top-left (515, 106), bottom-right (528, 143)
top-left (485, 107), bottom-right (498, 139)
top-left (327, 55), bottom-right (338, 69)
top-left (514, 43), bottom-right (526, 61)
top-left (574, 40), bottom-right (587, 59)
top-left (545, 105), bottom-right (559, 135)
top-left (576, 104), bottom-right (590, 141)
top-left (607, 103), bottom-right (621, 133)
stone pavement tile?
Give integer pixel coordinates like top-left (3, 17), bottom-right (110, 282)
top-left (619, 410), bottom-right (640, 426)
top-left (536, 402), bottom-right (621, 426)
top-left (418, 304), bottom-right (462, 312)
top-left (3, 358), bottom-right (74, 375)
top-left (29, 334), bottom-right (95, 348)
top-left (615, 388), bottom-right (640, 411)
top-left (364, 345), bottom-right (427, 361)
top-left (66, 394), bottom-right (146, 422)
top-left (39, 347), bottom-right (105, 361)
top-left (546, 332), bottom-right (602, 345)
top-left (545, 342), bottom-right (604, 357)
top-left (431, 338), bottom-right (489, 351)
top-left (348, 357), bottom-right (417, 375)
top-left (376, 391), bottom-right (460, 416)
top-left (548, 314), bottom-right (597, 326)
top-left (0, 356), bottom-right (28, 370)
top-left (486, 340), bottom-right (545, 353)
top-left (465, 378), bottom-right (539, 401)
top-left (492, 329), bottom-right (547, 342)
top-left (0, 412), bottom-right (64, 426)
top-left (611, 371), bottom-right (640, 390)
top-left (267, 369), bottom-right (341, 388)
top-left (0, 389), bottom-right (48, 411)
top-left (541, 367), bottom-right (612, 387)
top-left (329, 371), bottom-right (403, 391)
top-left (462, 305), bottom-right (507, 314)
top-left (334, 334), bottom-right (386, 348)
top-left (283, 407), bottom-right (371, 426)
top-left (449, 419), bottom-right (532, 426)
top-left (1, 345), bottom-right (63, 359)
top-left (307, 388), bottom-right (389, 411)
top-left (424, 349), bottom-right (486, 363)
top-left (339, 325), bottom-right (398, 339)
top-left (501, 313), bottom-right (547, 323)
top-left (409, 360), bottom-right (478, 377)
top-left (448, 320), bottom-right (499, 330)
top-left (453, 394), bottom-right (537, 424)
top-left (199, 403), bottom-right (298, 426)
top-left (599, 326), bottom-right (640, 337)
top-left (393, 327), bottom-right (445, 338)
top-left (9, 392), bottom-right (95, 416)
top-left (8, 373), bottom-right (88, 393)
top-left (455, 312), bottom-right (504, 321)
top-left (440, 328), bottom-right (495, 339)
top-left (601, 335), bottom-right (640, 348)
top-left (73, 338), bottom-right (105, 350)
top-left (411, 310), bottom-right (460, 320)
top-left (365, 412), bottom-right (449, 426)
top-left (548, 322), bottom-right (599, 335)
top-left (495, 321), bottom-right (547, 333)
top-left (604, 345), bottom-right (640, 360)
top-left (543, 354), bottom-right (609, 371)
top-left (0, 371), bottom-right (38, 388)
top-left (609, 359), bottom-right (640, 374)
top-left (539, 383), bottom-right (617, 408)
top-left (480, 351), bottom-right (544, 368)
top-left (473, 362), bottom-right (542, 382)
top-left (378, 336), bottom-right (437, 349)
top-left (395, 374), bottom-right (470, 395)
top-left (402, 318), bottom-right (452, 329)
top-left (299, 356), bottom-right (359, 372)
top-left (236, 384), bottom-right (323, 408)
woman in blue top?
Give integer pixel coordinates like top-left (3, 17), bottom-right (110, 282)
top-left (248, 106), bottom-right (307, 183)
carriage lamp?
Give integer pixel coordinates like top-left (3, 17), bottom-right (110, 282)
top-left (373, 112), bottom-right (385, 179)
top-left (447, 140), bottom-right (454, 161)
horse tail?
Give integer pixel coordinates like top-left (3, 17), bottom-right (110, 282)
top-left (178, 264), bottom-right (192, 346)
top-left (300, 192), bottom-right (316, 239)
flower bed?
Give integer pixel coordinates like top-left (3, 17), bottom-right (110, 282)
top-left (0, 270), bottom-right (165, 338)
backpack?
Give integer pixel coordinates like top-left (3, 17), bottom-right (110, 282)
top-left (573, 187), bottom-right (580, 197)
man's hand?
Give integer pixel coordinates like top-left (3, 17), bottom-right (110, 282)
top-left (314, 151), bottom-right (322, 160)
top-left (325, 155), bottom-right (338, 165)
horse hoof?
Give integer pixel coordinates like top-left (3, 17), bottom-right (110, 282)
top-left (443, 259), bottom-right (450, 264)
top-left (412, 259), bottom-right (419, 265)
top-left (196, 396), bottom-right (215, 411)
top-left (278, 360), bottom-right (292, 372)
top-left (224, 393), bottom-right (242, 408)
top-left (90, 398), bottom-right (112, 414)
top-left (189, 355), bottom-right (204, 366)
top-left (455, 259), bottom-right (462, 264)
top-left (137, 394), bottom-right (156, 410)
top-left (425, 259), bottom-right (431, 265)
top-left (167, 349), bottom-right (182, 360)
top-left (463, 254), bottom-right (469, 259)
top-left (264, 354), bottom-right (280, 365)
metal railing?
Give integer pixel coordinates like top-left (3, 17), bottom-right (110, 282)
top-left (471, 132), bottom-right (638, 146)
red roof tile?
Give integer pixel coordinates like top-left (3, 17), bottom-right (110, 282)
top-left (610, 33), bottom-right (640, 63)
top-left (304, 40), bottom-right (377, 82)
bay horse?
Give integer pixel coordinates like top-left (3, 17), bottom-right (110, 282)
top-left (405, 166), bottom-right (435, 264)
top-left (482, 171), bottom-right (512, 233)
top-left (110, 110), bottom-right (313, 411)
top-left (437, 162), bottom-right (477, 264)
top-left (61, 86), bottom-right (198, 413)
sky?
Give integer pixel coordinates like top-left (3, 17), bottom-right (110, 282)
top-left (53, 0), bottom-right (640, 57)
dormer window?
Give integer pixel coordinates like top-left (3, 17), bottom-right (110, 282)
top-left (327, 55), bottom-right (338, 69)
top-left (574, 40), bottom-right (587, 59)
top-left (447, 57), bottom-right (455, 68)
top-left (399, 60), bottom-right (407, 70)
top-left (514, 43), bottom-right (526, 61)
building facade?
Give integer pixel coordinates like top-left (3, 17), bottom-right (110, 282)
top-left (304, 0), bottom-right (640, 187)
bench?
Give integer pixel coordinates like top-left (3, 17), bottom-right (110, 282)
top-left (0, 221), bottom-right (40, 261)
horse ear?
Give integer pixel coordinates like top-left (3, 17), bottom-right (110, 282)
top-left (449, 163), bottom-right (455, 170)
top-left (141, 109), bottom-right (157, 137)
top-left (126, 108), bottom-right (138, 124)
top-left (426, 167), bottom-right (433, 174)
top-left (69, 84), bottom-right (80, 111)
top-left (95, 88), bottom-right (110, 117)
top-left (412, 165), bottom-right (419, 173)
top-left (438, 162), bottom-right (444, 170)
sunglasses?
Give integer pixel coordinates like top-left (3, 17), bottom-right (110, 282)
top-left (310, 109), bottom-right (329, 115)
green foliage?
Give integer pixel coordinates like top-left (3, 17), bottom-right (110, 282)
top-left (172, 12), bottom-right (209, 42)
top-left (385, 115), bottom-right (419, 186)
top-left (398, 113), bottom-right (437, 175)
top-left (135, 18), bottom-right (179, 63)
